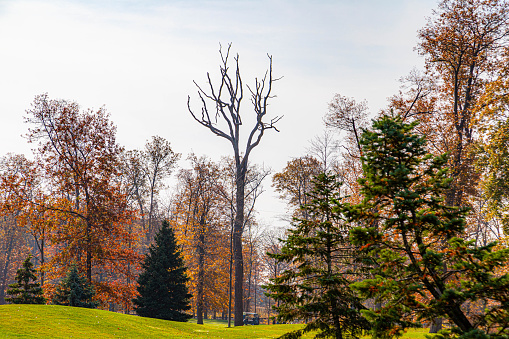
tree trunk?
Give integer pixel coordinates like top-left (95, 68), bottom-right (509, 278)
top-left (86, 221), bottom-right (92, 283)
top-left (227, 218), bottom-right (233, 327)
top-left (267, 295), bottom-right (271, 325)
top-left (429, 318), bottom-right (442, 333)
top-left (254, 269), bottom-right (257, 314)
top-left (245, 251), bottom-right (252, 312)
top-left (40, 236), bottom-right (45, 286)
top-left (233, 166), bottom-right (246, 326)
top-left (148, 175), bottom-right (157, 243)
top-left (197, 232), bottom-right (205, 325)
top-left (0, 236), bottom-right (14, 305)
top-left (333, 309), bottom-right (343, 339)
top-left (233, 226), bottom-right (244, 326)
top-left (428, 191), bottom-right (458, 333)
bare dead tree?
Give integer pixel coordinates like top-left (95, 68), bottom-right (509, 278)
top-left (188, 43), bottom-right (281, 326)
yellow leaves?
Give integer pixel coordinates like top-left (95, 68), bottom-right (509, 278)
top-left (170, 157), bottom-right (232, 313)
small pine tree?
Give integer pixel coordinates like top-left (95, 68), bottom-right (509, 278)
top-left (133, 220), bottom-right (192, 321)
top-left (52, 265), bottom-right (98, 308)
top-left (265, 173), bottom-right (370, 339)
top-left (6, 255), bottom-right (46, 304)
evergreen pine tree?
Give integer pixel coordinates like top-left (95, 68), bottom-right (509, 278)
top-left (133, 220), bottom-right (192, 321)
top-left (265, 173), bottom-right (370, 339)
top-left (6, 255), bottom-right (46, 304)
top-left (52, 265), bottom-right (98, 308)
top-left (348, 115), bottom-right (509, 339)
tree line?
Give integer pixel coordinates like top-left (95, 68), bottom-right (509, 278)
top-left (0, 92), bottom-right (275, 323)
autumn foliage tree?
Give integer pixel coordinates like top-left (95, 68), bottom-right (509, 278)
top-left (122, 136), bottom-right (180, 246)
top-left (171, 155), bottom-right (230, 324)
top-left (390, 0), bottom-right (509, 209)
top-left (475, 114), bottom-right (509, 236)
top-left (0, 155), bottom-right (32, 304)
top-left (325, 94), bottom-right (368, 156)
top-left (324, 94), bottom-right (370, 204)
top-left (0, 213), bottom-right (26, 305)
top-left (273, 156), bottom-right (321, 220)
top-left (22, 93), bottom-right (141, 307)
top-left (473, 45), bottom-right (509, 236)
top-left (0, 154), bottom-right (54, 289)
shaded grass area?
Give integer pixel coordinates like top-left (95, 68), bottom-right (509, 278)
top-left (0, 304), bottom-right (434, 339)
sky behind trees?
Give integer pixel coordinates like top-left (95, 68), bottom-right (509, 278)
top-left (0, 0), bottom-right (437, 227)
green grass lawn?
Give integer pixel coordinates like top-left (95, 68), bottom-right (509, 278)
top-left (0, 304), bottom-right (305, 338)
top-left (0, 304), bottom-right (433, 339)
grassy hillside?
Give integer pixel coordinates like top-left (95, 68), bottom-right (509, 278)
top-left (0, 304), bottom-right (433, 339)
top-left (0, 304), bottom-right (305, 338)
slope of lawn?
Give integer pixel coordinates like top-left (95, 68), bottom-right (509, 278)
top-left (0, 304), bottom-right (305, 338)
top-left (0, 304), bottom-right (434, 339)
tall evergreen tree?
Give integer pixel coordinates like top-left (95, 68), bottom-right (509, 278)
top-left (265, 173), bottom-right (370, 339)
top-left (52, 265), bottom-right (98, 308)
top-left (133, 220), bottom-right (192, 321)
top-left (348, 116), bottom-right (509, 339)
top-left (6, 255), bottom-right (45, 304)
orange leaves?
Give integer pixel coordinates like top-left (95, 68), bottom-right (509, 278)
top-left (171, 156), bottom-right (232, 316)
top-left (388, 0), bottom-right (509, 215)
top-left (15, 94), bottom-right (144, 309)
top-left (359, 243), bottom-right (372, 251)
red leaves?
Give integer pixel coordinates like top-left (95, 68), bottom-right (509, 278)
top-left (9, 94), bottom-right (144, 309)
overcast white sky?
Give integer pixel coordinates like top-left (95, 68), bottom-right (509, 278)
top-left (0, 0), bottom-right (438, 228)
